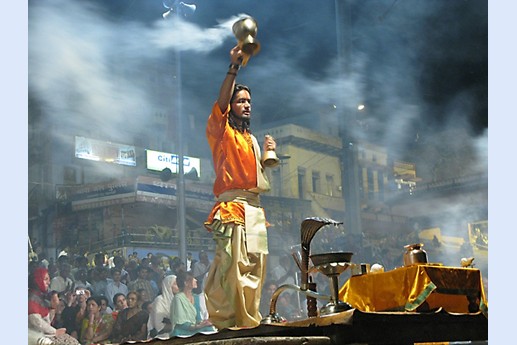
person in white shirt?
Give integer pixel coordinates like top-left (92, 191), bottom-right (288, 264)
top-left (113, 255), bottom-right (131, 285)
top-left (186, 252), bottom-right (193, 272)
top-left (50, 263), bottom-right (74, 294)
top-left (72, 268), bottom-right (92, 291)
top-left (105, 267), bottom-right (129, 309)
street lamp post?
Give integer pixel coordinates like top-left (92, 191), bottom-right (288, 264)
top-left (176, 43), bottom-right (186, 265)
top-left (335, 0), bottom-right (363, 254)
top-left (163, 1), bottom-right (197, 264)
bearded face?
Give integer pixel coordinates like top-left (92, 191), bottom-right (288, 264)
top-left (230, 89), bottom-right (252, 122)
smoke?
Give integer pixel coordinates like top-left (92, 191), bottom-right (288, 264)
top-left (30, 0), bottom-right (486, 156)
top-left (29, 0), bottom-right (247, 152)
top-left (29, 0), bottom-right (487, 255)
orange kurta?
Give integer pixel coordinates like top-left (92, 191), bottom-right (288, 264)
top-left (205, 101), bottom-right (261, 227)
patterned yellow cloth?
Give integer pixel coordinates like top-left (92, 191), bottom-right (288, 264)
top-left (339, 264), bottom-right (488, 318)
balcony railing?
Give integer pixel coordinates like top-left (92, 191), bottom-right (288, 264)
top-left (74, 229), bottom-right (215, 256)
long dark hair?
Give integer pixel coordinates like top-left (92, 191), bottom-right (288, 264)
top-left (230, 84), bottom-right (251, 103)
top-left (86, 296), bottom-right (103, 309)
top-left (229, 83), bottom-right (251, 133)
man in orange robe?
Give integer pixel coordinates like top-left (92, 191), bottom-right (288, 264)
top-left (204, 44), bottom-right (277, 330)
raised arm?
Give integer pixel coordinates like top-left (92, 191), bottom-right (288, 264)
top-left (217, 45), bottom-right (245, 113)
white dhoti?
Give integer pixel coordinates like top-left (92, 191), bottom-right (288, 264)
top-left (204, 191), bottom-right (268, 329)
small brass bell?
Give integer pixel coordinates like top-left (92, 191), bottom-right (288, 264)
top-left (232, 16), bottom-right (261, 66)
top-left (263, 150), bottom-right (280, 168)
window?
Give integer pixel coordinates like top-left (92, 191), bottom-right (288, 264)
top-left (326, 174), bottom-right (335, 196)
top-left (298, 167), bottom-right (306, 199)
top-left (312, 171), bottom-right (321, 194)
top-left (367, 168), bottom-right (374, 200)
top-left (377, 171), bottom-right (384, 201)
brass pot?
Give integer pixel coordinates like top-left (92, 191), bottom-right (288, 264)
top-left (232, 17), bottom-right (261, 63)
top-left (262, 150), bottom-right (280, 168)
top-left (403, 243), bottom-right (428, 266)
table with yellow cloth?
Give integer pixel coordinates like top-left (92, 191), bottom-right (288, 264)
top-left (338, 264), bottom-right (488, 317)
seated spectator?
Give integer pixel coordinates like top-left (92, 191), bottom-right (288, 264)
top-left (61, 287), bottom-right (91, 340)
top-left (168, 256), bottom-right (186, 277)
top-left (149, 255), bottom-right (165, 293)
top-left (105, 267), bottom-right (128, 310)
top-left (39, 252), bottom-right (50, 269)
top-left (110, 291), bottom-right (149, 343)
top-left (90, 266), bottom-right (110, 297)
top-left (128, 266), bottom-right (157, 302)
top-left (28, 260), bottom-right (40, 276)
top-left (192, 250), bottom-right (211, 295)
top-left (142, 301), bottom-right (153, 315)
top-left (170, 271), bottom-right (216, 337)
top-left (137, 288), bottom-right (151, 309)
top-left (186, 252), bottom-right (193, 272)
top-left (49, 291), bottom-right (66, 330)
top-left (72, 268), bottom-right (92, 291)
top-left (48, 257), bottom-right (59, 279)
top-left (80, 296), bottom-right (114, 345)
top-left (113, 255), bottom-right (131, 285)
top-left (98, 295), bottom-right (113, 315)
top-left (71, 256), bottom-right (89, 282)
top-left (112, 293), bottom-right (128, 321)
top-left (148, 275), bottom-right (178, 338)
top-left (161, 256), bottom-right (171, 275)
top-left (28, 267), bottom-right (80, 345)
top-left (50, 262), bottom-right (75, 296)
top-left (126, 259), bottom-right (139, 281)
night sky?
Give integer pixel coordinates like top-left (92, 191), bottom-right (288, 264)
top-left (28, 0), bottom-right (487, 180)
top-left (110, 0), bottom-right (489, 133)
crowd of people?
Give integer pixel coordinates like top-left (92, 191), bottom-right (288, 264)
top-left (29, 231), bottom-right (487, 344)
top-left (28, 250), bottom-right (216, 345)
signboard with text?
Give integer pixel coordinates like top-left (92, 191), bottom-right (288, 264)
top-left (146, 149), bottom-right (200, 178)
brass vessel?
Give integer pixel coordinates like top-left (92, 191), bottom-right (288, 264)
top-left (262, 150), bottom-right (280, 168)
top-left (403, 243), bottom-right (428, 266)
top-left (232, 16), bottom-right (261, 65)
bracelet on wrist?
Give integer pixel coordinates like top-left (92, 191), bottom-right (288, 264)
top-left (227, 71), bottom-right (237, 76)
top-left (229, 63), bottom-right (241, 70)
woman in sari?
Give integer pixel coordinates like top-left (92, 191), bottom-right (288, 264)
top-left (110, 291), bottom-right (149, 342)
top-left (79, 296), bottom-right (114, 344)
top-left (170, 271), bottom-right (216, 337)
